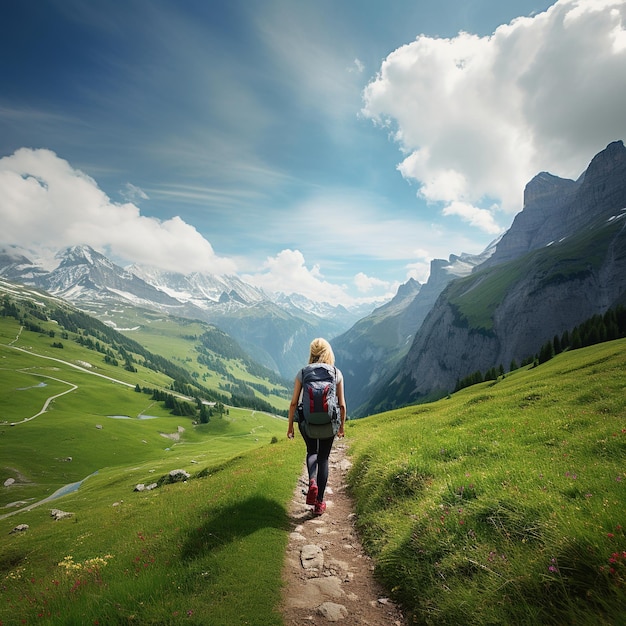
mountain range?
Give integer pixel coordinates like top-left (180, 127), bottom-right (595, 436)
top-left (0, 244), bottom-right (375, 379)
top-left (1, 140), bottom-right (625, 417)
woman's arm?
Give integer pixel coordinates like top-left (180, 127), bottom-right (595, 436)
top-left (287, 377), bottom-right (302, 439)
top-left (336, 379), bottom-right (347, 438)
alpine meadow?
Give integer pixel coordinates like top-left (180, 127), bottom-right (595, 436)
top-left (1, 273), bottom-right (626, 624)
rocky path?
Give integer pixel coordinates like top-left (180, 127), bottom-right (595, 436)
top-left (281, 441), bottom-right (406, 625)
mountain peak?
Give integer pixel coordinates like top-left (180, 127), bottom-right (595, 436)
top-left (395, 277), bottom-right (421, 300)
top-left (523, 171), bottom-right (575, 208)
top-left (56, 245), bottom-right (106, 268)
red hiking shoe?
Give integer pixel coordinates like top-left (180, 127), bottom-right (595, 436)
top-left (313, 501), bottom-right (326, 516)
top-left (306, 480), bottom-right (318, 505)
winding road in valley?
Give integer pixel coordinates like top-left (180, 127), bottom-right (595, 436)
top-left (2, 325), bottom-right (136, 427)
top-left (1, 328), bottom-right (137, 519)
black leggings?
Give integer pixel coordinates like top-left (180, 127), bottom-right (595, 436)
top-left (298, 421), bottom-right (334, 501)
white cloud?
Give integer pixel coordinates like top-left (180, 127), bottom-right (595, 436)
top-left (442, 201), bottom-right (502, 234)
top-left (349, 58), bottom-right (365, 74)
top-left (405, 260), bottom-right (431, 284)
top-left (362, 0), bottom-right (626, 219)
top-left (242, 249), bottom-right (352, 302)
top-left (0, 148), bottom-right (424, 306)
top-left (0, 148), bottom-right (236, 274)
top-left (242, 250), bottom-right (403, 306)
top-left (354, 272), bottom-right (392, 293)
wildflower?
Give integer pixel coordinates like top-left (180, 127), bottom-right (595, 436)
top-left (548, 558), bottom-right (559, 574)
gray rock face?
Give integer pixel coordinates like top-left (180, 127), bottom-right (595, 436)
top-left (484, 140), bottom-right (626, 269)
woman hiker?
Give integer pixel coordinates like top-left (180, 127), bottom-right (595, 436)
top-left (287, 337), bottom-right (346, 515)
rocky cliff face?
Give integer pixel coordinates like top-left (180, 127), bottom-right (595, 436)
top-left (367, 140), bottom-right (626, 411)
top-left (484, 140), bottom-right (626, 268)
top-left (481, 173), bottom-right (578, 268)
top-left (399, 234), bottom-right (626, 402)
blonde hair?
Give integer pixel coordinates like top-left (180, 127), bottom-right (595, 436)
top-left (308, 337), bottom-right (335, 365)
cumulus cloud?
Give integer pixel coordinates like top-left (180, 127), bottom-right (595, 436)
top-left (442, 201), bottom-right (501, 234)
top-left (0, 148), bottom-right (236, 274)
top-left (354, 272), bottom-right (393, 293)
top-left (242, 249), bottom-right (351, 303)
top-left (362, 0), bottom-right (626, 224)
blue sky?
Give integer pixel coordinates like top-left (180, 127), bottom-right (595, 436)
top-left (1, 0), bottom-right (625, 306)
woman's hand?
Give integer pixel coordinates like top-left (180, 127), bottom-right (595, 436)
top-left (287, 424), bottom-right (295, 439)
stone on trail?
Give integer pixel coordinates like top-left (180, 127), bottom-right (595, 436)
top-left (4, 478), bottom-right (15, 487)
top-left (317, 601), bottom-right (349, 621)
top-left (300, 544), bottom-right (324, 570)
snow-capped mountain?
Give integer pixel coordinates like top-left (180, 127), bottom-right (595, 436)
top-left (272, 292), bottom-right (381, 330)
top-left (127, 265), bottom-right (267, 310)
top-left (20, 245), bottom-right (184, 308)
top-left (0, 246), bottom-right (51, 284)
top-left (0, 244), bottom-right (380, 377)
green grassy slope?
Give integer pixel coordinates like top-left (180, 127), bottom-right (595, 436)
top-left (113, 311), bottom-right (291, 412)
top-left (0, 304), bottom-right (288, 508)
top-left (1, 281), bottom-right (290, 416)
top-left (1, 436), bottom-right (302, 625)
top-left (1, 300), bottom-right (299, 624)
top-left (347, 338), bottom-right (626, 624)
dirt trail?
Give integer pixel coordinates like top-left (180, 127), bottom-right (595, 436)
top-left (281, 440), bottom-right (406, 625)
